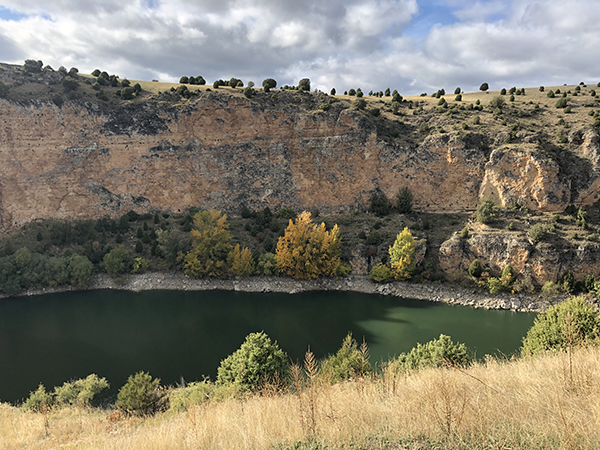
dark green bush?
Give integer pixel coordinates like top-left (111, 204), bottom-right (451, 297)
top-left (369, 191), bottom-right (391, 217)
top-left (468, 259), bottom-right (483, 278)
top-left (116, 371), bottom-right (164, 416)
top-left (395, 187), bottom-right (413, 214)
top-left (216, 332), bottom-right (289, 391)
top-left (22, 384), bottom-right (53, 411)
top-left (54, 374), bottom-right (109, 408)
top-left (394, 334), bottom-right (470, 371)
top-left (476, 198), bottom-right (494, 224)
top-left (529, 223), bottom-right (549, 243)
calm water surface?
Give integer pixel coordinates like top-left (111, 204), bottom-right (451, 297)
top-left (0, 289), bottom-right (536, 402)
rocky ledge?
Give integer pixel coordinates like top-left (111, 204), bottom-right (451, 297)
top-left (7, 272), bottom-right (587, 313)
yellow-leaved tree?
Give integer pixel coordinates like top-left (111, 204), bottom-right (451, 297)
top-left (389, 227), bottom-right (416, 280)
top-left (228, 244), bottom-right (256, 276)
top-left (275, 211), bottom-right (349, 279)
top-left (183, 210), bottom-right (232, 277)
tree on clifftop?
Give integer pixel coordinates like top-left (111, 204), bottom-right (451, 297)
top-left (298, 78), bottom-right (311, 91)
top-left (479, 82), bottom-right (489, 92)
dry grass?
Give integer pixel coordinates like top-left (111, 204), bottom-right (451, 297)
top-left (3, 346), bottom-right (600, 449)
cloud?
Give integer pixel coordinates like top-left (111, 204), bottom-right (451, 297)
top-left (0, 0), bottom-right (598, 95)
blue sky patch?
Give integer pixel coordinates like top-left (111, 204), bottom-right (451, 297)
top-left (0, 6), bottom-right (26, 21)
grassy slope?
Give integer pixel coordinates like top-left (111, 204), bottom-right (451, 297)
top-left (3, 345), bottom-right (600, 449)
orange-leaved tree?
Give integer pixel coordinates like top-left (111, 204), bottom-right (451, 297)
top-left (183, 209), bottom-right (232, 277)
top-left (275, 211), bottom-right (349, 279)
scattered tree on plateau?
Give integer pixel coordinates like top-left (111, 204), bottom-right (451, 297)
top-left (389, 227), bottom-right (416, 280)
top-left (275, 211), bottom-right (347, 279)
top-left (183, 210), bottom-right (232, 278)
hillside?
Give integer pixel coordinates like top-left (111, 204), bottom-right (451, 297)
top-left (2, 62), bottom-right (600, 290)
top-left (2, 345), bottom-right (599, 449)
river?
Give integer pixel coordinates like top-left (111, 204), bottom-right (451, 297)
top-left (0, 289), bottom-right (536, 403)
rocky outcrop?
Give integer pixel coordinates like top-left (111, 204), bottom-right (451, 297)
top-left (439, 223), bottom-right (600, 285)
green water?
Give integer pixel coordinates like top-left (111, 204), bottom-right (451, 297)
top-left (0, 289), bottom-right (536, 403)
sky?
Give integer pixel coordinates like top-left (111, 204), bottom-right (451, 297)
top-left (0, 0), bottom-right (599, 95)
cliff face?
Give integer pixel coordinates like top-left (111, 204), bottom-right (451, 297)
top-left (0, 92), bottom-right (489, 230)
top-left (1, 90), bottom-right (600, 235)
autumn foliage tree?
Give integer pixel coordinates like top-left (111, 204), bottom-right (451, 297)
top-left (389, 227), bottom-right (416, 280)
top-left (183, 210), bottom-right (232, 277)
top-left (275, 211), bottom-right (348, 278)
top-left (228, 244), bottom-right (255, 276)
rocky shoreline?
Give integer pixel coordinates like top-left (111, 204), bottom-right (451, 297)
top-left (4, 272), bottom-right (578, 313)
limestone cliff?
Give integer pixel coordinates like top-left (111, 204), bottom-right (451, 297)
top-left (3, 89), bottom-right (600, 233)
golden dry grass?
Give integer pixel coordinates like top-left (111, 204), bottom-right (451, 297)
top-left (3, 346), bottom-right (600, 449)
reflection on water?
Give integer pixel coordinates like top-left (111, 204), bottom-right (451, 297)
top-left (0, 289), bottom-right (536, 402)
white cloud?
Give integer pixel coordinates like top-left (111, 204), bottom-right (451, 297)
top-left (0, 0), bottom-right (598, 94)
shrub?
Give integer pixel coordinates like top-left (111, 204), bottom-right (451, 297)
top-left (455, 94), bottom-right (462, 101)
top-left (216, 332), bottom-right (289, 391)
top-left (522, 296), bottom-right (600, 356)
top-left (459, 226), bottom-right (469, 239)
top-left (169, 380), bottom-right (237, 412)
top-left (23, 384), bottom-right (53, 412)
top-left (500, 88), bottom-right (506, 95)
top-left (320, 333), bottom-right (372, 383)
top-left (54, 374), bottom-right (109, 408)
top-left (473, 116), bottom-right (480, 125)
top-left (556, 97), bottom-right (568, 108)
top-left (23, 59), bottom-right (43, 73)
top-left (529, 223), bottom-right (549, 243)
top-left (476, 198), bottom-right (494, 224)
top-left (395, 186), bottom-right (413, 213)
top-left (479, 82), bottom-right (489, 92)
top-left (394, 334), bottom-right (470, 371)
top-left (369, 263), bottom-right (391, 282)
top-left (116, 371), bottom-right (164, 416)
top-left (454, 87), bottom-right (461, 95)
top-left (354, 98), bottom-right (367, 110)
top-left (468, 259), bottom-right (483, 278)
top-left (330, 88), bottom-right (336, 95)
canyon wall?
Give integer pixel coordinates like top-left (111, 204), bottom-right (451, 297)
top-left (1, 91), bottom-right (600, 232)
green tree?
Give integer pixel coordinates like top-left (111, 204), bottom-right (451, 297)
top-left (522, 297), bottom-right (600, 356)
top-left (243, 86), bottom-right (255, 98)
top-left (479, 82), bottom-right (489, 92)
top-left (116, 372), bottom-right (164, 416)
top-left (384, 87), bottom-right (391, 96)
top-left (454, 87), bottom-right (461, 95)
top-left (330, 88), bottom-right (336, 95)
top-left (179, 76), bottom-right (189, 84)
top-left (395, 186), bottom-right (413, 213)
top-left (92, 69), bottom-right (101, 77)
top-left (298, 78), bottom-right (311, 91)
top-left (556, 97), bottom-right (568, 108)
top-left (348, 88), bottom-right (356, 96)
top-left (394, 334), bottom-right (470, 371)
top-left (103, 246), bottom-right (131, 278)
top-left (262, 78), bottom-right (277, 90)
top-left (389, 227), bottom-right (416, 280)
top-left (23, 59), bottom-right (43, 73)
top-left (183, 210), bottom-right (232, 278)
top-left (68, 255), bottom-right (93, 286)
top-left (476, 198), bottom-right (494, 224)
top-left (321, 333), bottom-right (372, 383)
top-left (216, 332), bottom-right (289, 391)
top-left (369, 191), bottom-right (391, 216)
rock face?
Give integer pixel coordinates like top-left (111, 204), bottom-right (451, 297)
top-left (439, 223), bottom-right (600, 285)
top-left (1, 90), bottom-right (600, 233)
